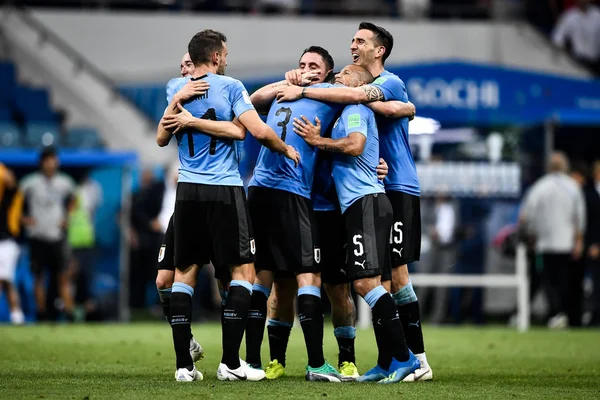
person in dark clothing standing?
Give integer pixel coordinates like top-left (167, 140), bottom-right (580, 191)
top-left (129, 169), bottom-right (165, 310)
top-left (585, 161), bottom-right (600, 325)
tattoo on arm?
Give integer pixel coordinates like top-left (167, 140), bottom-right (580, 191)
top-left (319, 144), bottom-right (346, 154)
top-left (361, 85), bottom-right (384, 102)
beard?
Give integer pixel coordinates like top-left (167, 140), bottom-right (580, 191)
top-left (217, 64), bottom-right (226, 75)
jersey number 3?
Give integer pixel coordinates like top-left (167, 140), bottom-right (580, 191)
top-left (186, 108), bottom-right (217, 157)
top-left (275, 107), bottom-right (292, 142)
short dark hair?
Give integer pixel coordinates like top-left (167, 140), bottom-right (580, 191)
top-left (358, 22), bottom-right (394, 65)
top-left (299, 46), bottom-right (335, 76)
top-left (188, 29), bottom-right (227, 66)
top-left (39, 146), bottom-right (57, 162)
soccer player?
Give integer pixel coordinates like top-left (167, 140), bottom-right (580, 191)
top-left (275, 22), bottom-right (433, 382)
top-left (156, 29), bottom-right (299, 382)
top-left (0, 163), bottom-right (25, 324)
top-left (293, 64), bottom-right (420, 384)
top-left (245, 46), bottom-right (353, 382)
top-left (247, 48), bottom-right (415, 380)
top-left (153, 51), bottom-right (247, 366)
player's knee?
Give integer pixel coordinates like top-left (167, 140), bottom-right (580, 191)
top-left (296, 272), bottom-right (321, 288)
top-left (353, 277), bottom-right (379, 298)
top-left (392, 265), bottom-right (410, 291)
top-left (156, 274), bottom-right (173, 290)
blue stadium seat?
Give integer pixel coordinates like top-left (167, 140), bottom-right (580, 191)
top-left (15, 87), bottom-right (59, 123)
top-left (0, 122), bottom-right (22, 148)
top-left (0, 63), bottom-right (16, 109)
top-left (63, 127), bottom-right (103, 149)
top-left (24, 123), bottom-right (60, 148)
top-left (0, 108), bottom-right (12, 122)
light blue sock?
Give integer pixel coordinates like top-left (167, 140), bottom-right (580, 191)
top-left (252, 283), bottom-right (271, 298)
top-left (157, 287), bottom-right (172, 302)
top-left (334, 326), bottom-right (356, 339)
top-left (297, 285), bottom-right (321, 298)
top-left (392, 281), bottom-right (418, 306)
top-left (267, 319), bottom-right (293, 328)
top-left (364, 285), bottom-right (388, 308)
top-left (172, 282), bottom-right (194, 297)
top-left (230, 280), bottom-right (253, 294)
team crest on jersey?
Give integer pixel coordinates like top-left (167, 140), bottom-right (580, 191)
top-left (250, 239), bottom-right (256, 255)
top-left (314, 248), bottom-right (321, 263)
top-left (158, 245), bottom-right (166, 262)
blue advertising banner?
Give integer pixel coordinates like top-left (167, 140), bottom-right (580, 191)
top-left (387, 61), bottom-right (600, 126)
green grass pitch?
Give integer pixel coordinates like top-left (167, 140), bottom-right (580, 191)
top-left (1, 323), bottom-right (599, 399)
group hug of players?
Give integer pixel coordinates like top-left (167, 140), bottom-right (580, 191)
top-left (154, 21), bottom-right (433, 384)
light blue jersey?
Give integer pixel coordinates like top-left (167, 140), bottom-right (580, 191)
top-left (249, 83), bottom-right (343, 199)
top-left (372, 70), bottom-right (420, 196)
top-left (312, 152), bottom-right (338, 212)
top-left (331, 104), bottom-right (384, 214)
top-left (166, 73), bottom-right (254, 186)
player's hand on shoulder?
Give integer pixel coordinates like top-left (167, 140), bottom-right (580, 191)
top-left (276, 85), bottom-right (303, 102)
top-left (161, 103), bottom-right (194, 133)
top-left (283, 145), bottom-right (300, 167)
top-left (177, 80), bottom-right (210, 102)
top-left (293, 116), bottom-right (321, 146)
top-left (377, 158), bottom-right (389, 180)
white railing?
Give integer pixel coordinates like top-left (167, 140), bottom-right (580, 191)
top-left (357, 243), bottom-right (530, 331)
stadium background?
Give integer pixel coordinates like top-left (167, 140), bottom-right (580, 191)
top-left (0, 1), bottom-right (599, 398)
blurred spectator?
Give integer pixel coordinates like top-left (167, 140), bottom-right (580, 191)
top-left (526, 0), bottom-right (562, 35)
top-left (451, 194), bottom-right (491, 325)
top-left (552, 0), bottom-right (600, 74)
top-left (585, 161), bottom-right (600, 325)
top-left (0, 163), bottom-right (25, 325)
top-left (20, 147), bottom-right (76, 321)
top-left (568, 163), bottom-right (588, 326)
top-left (129, 169), bottom-right (164, 310)
top-left (67, 171), bottom-right (103, 321)
top-left (420, 192), bottom-right (457, 324)
top-left (520, 152), bottom-right (586, 329)
top-left (256, 0), bottom-right (299, 14)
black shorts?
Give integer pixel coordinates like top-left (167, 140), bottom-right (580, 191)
top-left (173, 183), bottom-right (255, 271)
top-left (344, 193), bottom-right (393, 282)
top-left (248, 186), bottom-right (319, 276)
top-left (157, 215), bottom-right (175, 271)
top-left (386, 190), bottom-right (422, 268)
top-left (316, 210), bottom-right (348, 285)
top-left (29, 238), bottom-right (67, 276)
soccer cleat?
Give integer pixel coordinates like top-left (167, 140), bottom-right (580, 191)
top-left (378, 353), bottom-right (421, 384)
top-left (175, 366), bottom-right (203, 382)
top-left (189, 337), bottom-right (204, 362)
top-left (217, 362), bottom-right (266, 381)
top-left (403, 353), bottom-right (433, 382)
top-left (306, 361), bottom-right (353, 382)
top-left (10, 310), bottom-right (25, 325)
top-left (339, 361), bottom-right (360, 378)
top-left (265, 359), bottom-right (285, 380)
top-left (356, 364), bottom-right (389, 382)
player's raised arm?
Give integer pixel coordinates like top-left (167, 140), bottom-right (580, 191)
top-left (367, 101), bottom-right (415, 120)
top-left (293, 116), bottom-right (366, 157)
top-left (250, 70), bottom-right (322, 114)
top-left (276, 84), bottom-right (384, 104)
top-left (161, 103), bottom-right (246, 140)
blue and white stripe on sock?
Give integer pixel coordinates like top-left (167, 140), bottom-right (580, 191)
top-left (364, 285), bottom-right (388, 309)
top-left (172, 282), bottom-right (194, 297)
top-left (298, 285), bottom-right (321, 298)
top-left (230, 280), bottom-right (253, 294)
top-left (392, 281), bottom-right (418, 306)
top-left (252, 283), bottom-right (271, 298)
top-left (334, 325), bottom-right (356, 339)
top-left (267, 318), bottom-right (293, 328)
